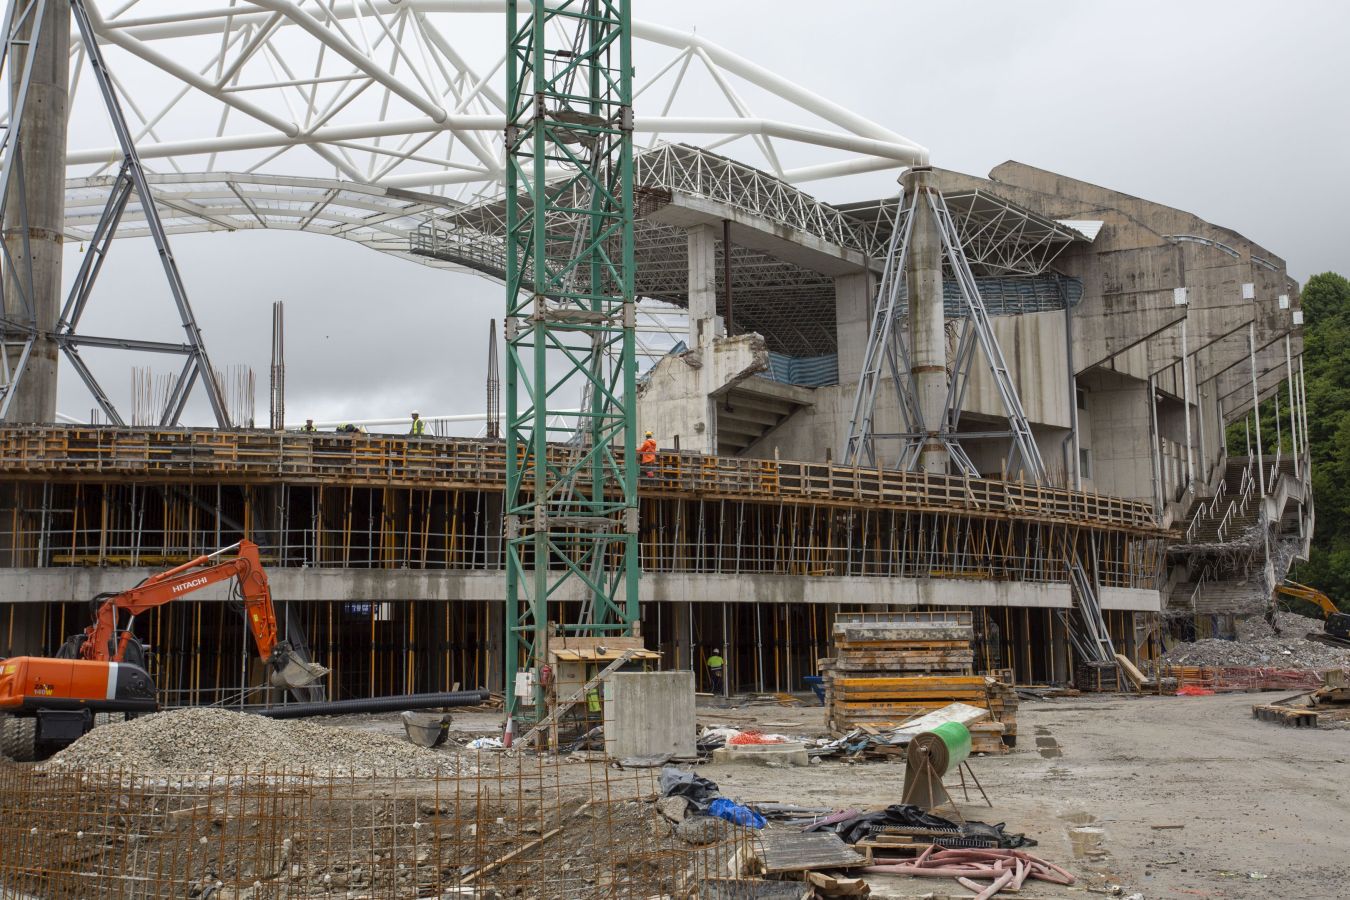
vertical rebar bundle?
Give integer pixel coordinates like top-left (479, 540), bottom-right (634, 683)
top-left (214, 365), bottom-right (256, 429)
top-left (270, 300), bottom-right (285, 431)
top-left (130, 367), bottom-right (173, 426)
top-left (486, 318), bottom-right (500, 439)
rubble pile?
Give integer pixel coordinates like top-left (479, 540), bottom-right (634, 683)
top-left (44, 707), bottom-right (468, 777)
top-left (1160, 610), bottom-right (1350, 668)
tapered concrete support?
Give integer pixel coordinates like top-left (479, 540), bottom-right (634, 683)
top-left (2, 0), bottom-right (69, 423)
top-left (901, 167), bottom-right (947, 473)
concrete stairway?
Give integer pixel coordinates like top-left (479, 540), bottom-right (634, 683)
top-left (714, 376), bottom-right (812, 456)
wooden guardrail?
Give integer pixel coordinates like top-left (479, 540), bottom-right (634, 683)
top-left (0, 426), bottom-right (1161, 533)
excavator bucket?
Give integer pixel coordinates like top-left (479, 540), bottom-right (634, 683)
top-left (269, 645), bottom-right (330, 691)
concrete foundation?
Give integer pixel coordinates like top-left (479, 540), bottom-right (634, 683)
top-left (603, 671), bottom-right (696, 760)
top-left (2, 0), bottom-right (68, 423)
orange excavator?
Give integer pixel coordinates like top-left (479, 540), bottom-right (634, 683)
top-left (0, 540), bottom-right (328, 761)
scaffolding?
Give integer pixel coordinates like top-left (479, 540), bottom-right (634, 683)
top-left (0, 426), bottom-right (1165, 701)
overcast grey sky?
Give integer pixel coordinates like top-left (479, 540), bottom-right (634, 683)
top-left (55, 0), bottom-right (1350, 427)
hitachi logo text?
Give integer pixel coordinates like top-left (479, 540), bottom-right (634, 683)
top-left (173, 577), bottom-right (209, 593)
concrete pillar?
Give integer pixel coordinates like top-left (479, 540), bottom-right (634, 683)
top-left (686, 224), bottom-right (722, 349)
top-left (672, 601), bottom-right (691, 669)
top-left (682, 224), bottom-right (721, 455)
top-left (901, 167), bottom-right (948, 473)
top-left (2, 0), bottom-right (69, 423)
top-left (833, 270), bottom-right (874, 383)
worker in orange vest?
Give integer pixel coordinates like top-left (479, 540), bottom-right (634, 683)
top-left (639, 430), bottom-right (658, 478)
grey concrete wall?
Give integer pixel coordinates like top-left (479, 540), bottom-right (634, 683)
top-left (1078, 368), bottom-right (1154, 500)
top-left (603, 671), bottom-right (695, 759)
top-left (636, 333), bottom-right (767, 454)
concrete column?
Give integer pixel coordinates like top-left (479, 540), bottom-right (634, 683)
top-left (833, 270), bottom-right (874, 383)
top-left (683, 224), bottom-right (721, 454)
top-left (901, 167), bottom-right (948, 473)
top-left (2, 0), bottom-right (69, 423)
top-left (686, 224), bottom-right (722, 349)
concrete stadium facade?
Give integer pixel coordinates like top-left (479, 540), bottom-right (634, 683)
top-left (0, 145), bottom-right (1309, 701)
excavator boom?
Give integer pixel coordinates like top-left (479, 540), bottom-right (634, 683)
top-left (0, 540), bottom-right (328, 761)
top-left (78, 540), bottom-right (327, 691)
top-left (1275, 579), bottom-right (1350, 641)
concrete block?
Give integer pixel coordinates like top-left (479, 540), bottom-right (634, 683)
top-left (710, 742), bottom-right (810, 767)
top-left (603, 671), bottom-right (696, 760)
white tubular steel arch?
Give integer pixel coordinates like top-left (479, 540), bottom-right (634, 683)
top-left (61, 1), bottom-right (926, 199)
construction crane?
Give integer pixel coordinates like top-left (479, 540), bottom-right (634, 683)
top-left (1274, 579), bottom-right (1350, 642)
top-left (0, 540), bottom-right (327, 761)
top-left (502, 0), bottom-right (640, 719)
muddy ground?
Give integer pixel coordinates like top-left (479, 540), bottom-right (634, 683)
top-left (330, 692), bottom-right (1350, 899)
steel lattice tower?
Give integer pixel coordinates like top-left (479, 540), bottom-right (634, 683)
top-left (503, 0), bottom-right (638, 715)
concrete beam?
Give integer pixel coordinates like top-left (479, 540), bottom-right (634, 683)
top-left (647, 192), bottom-right (870, 277)
top-left (0, 568), bottom-right (1164, 611)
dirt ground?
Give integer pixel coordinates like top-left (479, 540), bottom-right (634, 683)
top-left (692, 693), bottom-right (1350, 900)
top-left (327, 692), bottom-right (1350, 899)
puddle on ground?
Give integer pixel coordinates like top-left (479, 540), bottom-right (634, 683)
top-left (1061, 812), bottom-right (1112, 863)
top-left (1035, 735), bottom-right (1062, 758)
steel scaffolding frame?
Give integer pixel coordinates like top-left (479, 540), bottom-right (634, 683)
top-left (503, 0), bottom-right (638, 715)
top-left (1, 0), bottom-right (229, 425)
top-left (843, 185), bottom-right (1116, 663)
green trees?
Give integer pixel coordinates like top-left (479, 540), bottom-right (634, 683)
top-left (1222, 273), bottom-right (1350, 606)
top-left (1292, 273), bottom-right (1350, 604)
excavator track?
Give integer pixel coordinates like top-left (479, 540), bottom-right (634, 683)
top-left (1306, 632), bottom-right (1350, 650)
top-left (0, 714), bottom-right (38, 762)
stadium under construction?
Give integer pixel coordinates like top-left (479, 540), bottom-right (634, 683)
top-left (0, 2), bottom-right (1311, 706)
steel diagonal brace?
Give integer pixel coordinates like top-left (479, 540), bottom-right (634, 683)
top-left (68, 0), bottom-right (231, 426)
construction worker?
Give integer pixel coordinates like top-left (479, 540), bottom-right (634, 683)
top-left (706, 648), bottom-right (725, 698)
top-left (409, 410), bottom-right (426, 436)
top-left (337, 423), bottom-right (363, 434)
top-left (639, 430), bottom-right (658, 478)
top-left (301, 418), bottom-right (317, 433)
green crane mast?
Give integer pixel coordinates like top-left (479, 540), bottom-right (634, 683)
top-left (503, 0), bottom-right (638, 717)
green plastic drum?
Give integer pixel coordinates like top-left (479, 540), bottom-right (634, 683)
top-left (908, 720), bottom-right (972, 775)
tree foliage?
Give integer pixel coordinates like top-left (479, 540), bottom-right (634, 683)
top-left (1225, 273), bottom-right (1350, 606)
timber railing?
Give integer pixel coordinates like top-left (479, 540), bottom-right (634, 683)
top-left (0, 426), bottom-right (1161, 533)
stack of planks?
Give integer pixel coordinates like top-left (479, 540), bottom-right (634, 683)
top-left (819, 612), bottom-right (1017, 752)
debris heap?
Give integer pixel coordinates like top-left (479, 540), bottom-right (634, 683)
top-left (1159, 610), bottom-right (1350, 668)
top-left (43, 707), bottom-right (467, 777)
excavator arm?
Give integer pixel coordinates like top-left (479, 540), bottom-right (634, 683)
top-left (79, 540), bottom-right (328, 690)
top-left (1275, 579), bottom-right (1350, 641)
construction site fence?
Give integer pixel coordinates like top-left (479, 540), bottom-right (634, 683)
top-left (0, 426), bottom-right (1160, 531)
top-left (0, 756), bottom-right (754, 899)
top-left (1151, 664), bottom-right (1341, 693)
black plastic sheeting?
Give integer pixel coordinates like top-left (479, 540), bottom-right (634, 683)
top-left (806, 804), bottom-right (1036, 850)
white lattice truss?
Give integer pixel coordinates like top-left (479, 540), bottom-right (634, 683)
top-left (57, 1), bottom-right (927, 194)
top-left (40, 3), bottom-right (1085, 361)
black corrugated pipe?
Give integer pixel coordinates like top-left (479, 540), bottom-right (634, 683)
top-left (255, 690), bottom-right (488, 720)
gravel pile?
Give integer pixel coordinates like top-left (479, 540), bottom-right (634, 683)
top-left (1161, 610), bottom-right (1350, 668)
top-left (44, 707), bottom-right (468, 777)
